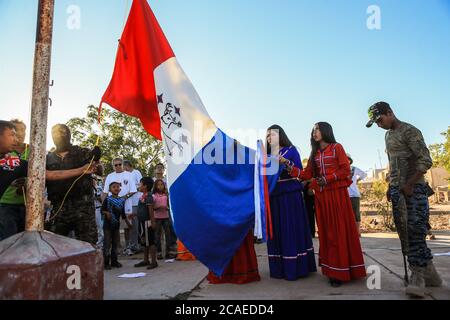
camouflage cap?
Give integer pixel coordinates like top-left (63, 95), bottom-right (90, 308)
top-left (366, 101), bottom-right (391, 128)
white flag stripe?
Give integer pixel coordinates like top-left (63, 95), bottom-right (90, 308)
top-left (154, 57), bottom-right (217, 188)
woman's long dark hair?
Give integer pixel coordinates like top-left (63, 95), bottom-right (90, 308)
top-left (266, 124), bottom-right (293, 155)
top-left (308, 122), bottom-right (337, 177)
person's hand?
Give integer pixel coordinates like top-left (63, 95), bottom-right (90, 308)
top-left (81, 163), bottom-right (97, 174)
top-left (105, 212), bottom-right (112, 221)
top-left (401, 183), bottom-right (414, 197)
top-left (44, 199), bottom-right (52, 210)
top-left (386, 190), bottom-right (392, 202)
top-left (278, 156), bottom-right (290, 165)
top-left (91, 146), bottom-right (102, 161)
top-left (316, 176), bottom-right (327, 187)
top-left (124, 193), bottom-right (134, 200)
top-left (11, 177), bottom-right (26, 188)
top-left (278, 156), bottom-right (294, 174)
top-left (151, 218), bottom-right (156, 227)
top-left (121, 194), bottom-right (131, 200)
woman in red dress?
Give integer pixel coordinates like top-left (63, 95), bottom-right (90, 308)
top-left (207, 231), bottom-right (261, 284)
top-left (280, 122), bottom-right (366, 287)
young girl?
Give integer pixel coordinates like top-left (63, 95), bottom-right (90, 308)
top-left (281, 122), bottom-right (366, 287)
top-left (266, 125), bottom-right (316, 281)
top-left (153, 179), bottom-right (176, 260)
top-left (134, 177), bottom-right (158, 269)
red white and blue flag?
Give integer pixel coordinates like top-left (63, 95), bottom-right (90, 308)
top-left (101, 0), bottom-right (278, 275)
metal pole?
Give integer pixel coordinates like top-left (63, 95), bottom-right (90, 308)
top-left (25, 0), bottom-right (55, 232)
top-left (403, 255), bottom-right (409, 286)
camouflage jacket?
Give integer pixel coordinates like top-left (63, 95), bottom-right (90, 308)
top-left (385, 121), bottom-right (432, 188)
top-left (46, 145), bottom-right (95, 203)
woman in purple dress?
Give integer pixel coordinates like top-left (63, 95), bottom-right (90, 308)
top-left (266, 125), bottom-right (317, 281)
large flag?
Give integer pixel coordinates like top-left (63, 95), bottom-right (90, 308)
top-left (101, 0), bottom-right (278, 275)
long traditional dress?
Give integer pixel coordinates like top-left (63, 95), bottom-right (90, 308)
top-left (289, 143), bottom-right (366, 282)
top-left (267, 146), bottom-right (317, 281)
top-left (207, 231), bottom-right (260, 284)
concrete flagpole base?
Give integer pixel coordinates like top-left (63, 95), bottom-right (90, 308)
top-left (0, 231), bottom-right (103, 300)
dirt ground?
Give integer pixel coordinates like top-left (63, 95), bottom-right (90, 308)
top-left (358, 202), bottom-right (450, 233)
top-left (360, 212), bottom-right (450, 233)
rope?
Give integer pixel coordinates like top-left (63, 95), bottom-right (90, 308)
top-left (21, 144), bottom-right (29, 205)
top-left (22, 186), bottom-right (27, 207)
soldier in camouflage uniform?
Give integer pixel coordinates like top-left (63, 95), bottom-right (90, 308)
top-left (45, 124), bottom-right (101, 245)
top-left (366, 102), bottom-right (443, 298)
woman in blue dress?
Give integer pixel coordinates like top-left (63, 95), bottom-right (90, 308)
top-left (266, 124), bottom-right (317, 280)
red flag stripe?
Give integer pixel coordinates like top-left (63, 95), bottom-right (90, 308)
top-left (101, 0), bottom-right (175, 140)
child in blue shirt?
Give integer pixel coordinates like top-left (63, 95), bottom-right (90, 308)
top-left (101, 181), bottom-right (126, 270)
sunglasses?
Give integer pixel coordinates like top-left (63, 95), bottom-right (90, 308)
top-left (114, 163), bottom-right (123, 167)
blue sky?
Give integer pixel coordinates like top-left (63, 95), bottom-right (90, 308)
top-left (0, 0), bottom-right (449, 173)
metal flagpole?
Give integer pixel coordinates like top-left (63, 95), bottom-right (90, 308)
top-left (25, 0), bottom-right (55, 232)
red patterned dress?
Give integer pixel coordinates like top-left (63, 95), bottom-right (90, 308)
top-left (207, 231), bottom-right (260, 284)
top-left (289, 143), bottom-right (366, 282)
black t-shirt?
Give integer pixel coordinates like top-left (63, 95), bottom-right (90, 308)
top-left (137, 192), bottom-right (154, 222)
top-left (0, 155), bottom-right (28, 199)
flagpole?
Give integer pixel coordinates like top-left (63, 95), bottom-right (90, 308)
top-left (25, 0), bottom-right (55, 232)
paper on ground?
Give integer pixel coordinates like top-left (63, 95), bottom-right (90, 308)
top-left (433, 252), bottom-right (450, 257)
top-left (118, 273), bottom-right (147, 278)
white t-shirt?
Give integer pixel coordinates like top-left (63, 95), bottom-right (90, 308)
top-left (348, 166), bottom-right (367, 198)
top-left (103, 171), bottom-right (137, 214)
top-left (129, 169), bottom-right (143, 206)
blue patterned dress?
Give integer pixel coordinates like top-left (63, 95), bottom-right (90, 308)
top-left (267, 146), bottom-right (317, 280)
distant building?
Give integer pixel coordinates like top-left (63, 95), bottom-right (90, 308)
top-left (373, 168), bottom-right (389, 182)
top-left (359, 168), bottom-right (389, 192)
top-left (360, 166), bottom-right (449, 203)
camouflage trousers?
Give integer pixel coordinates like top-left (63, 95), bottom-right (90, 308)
top-left (46, 197), bottom-right (98, 245)
top-left (390, 184), bottom-right (433, 267)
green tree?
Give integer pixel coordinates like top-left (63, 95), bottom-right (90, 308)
top-left (361, 179), bottom-right (395, 231)
top-left (66, 105), bottom-right (164, 175)
top-left (429, 126), bottom-right (450, 172)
